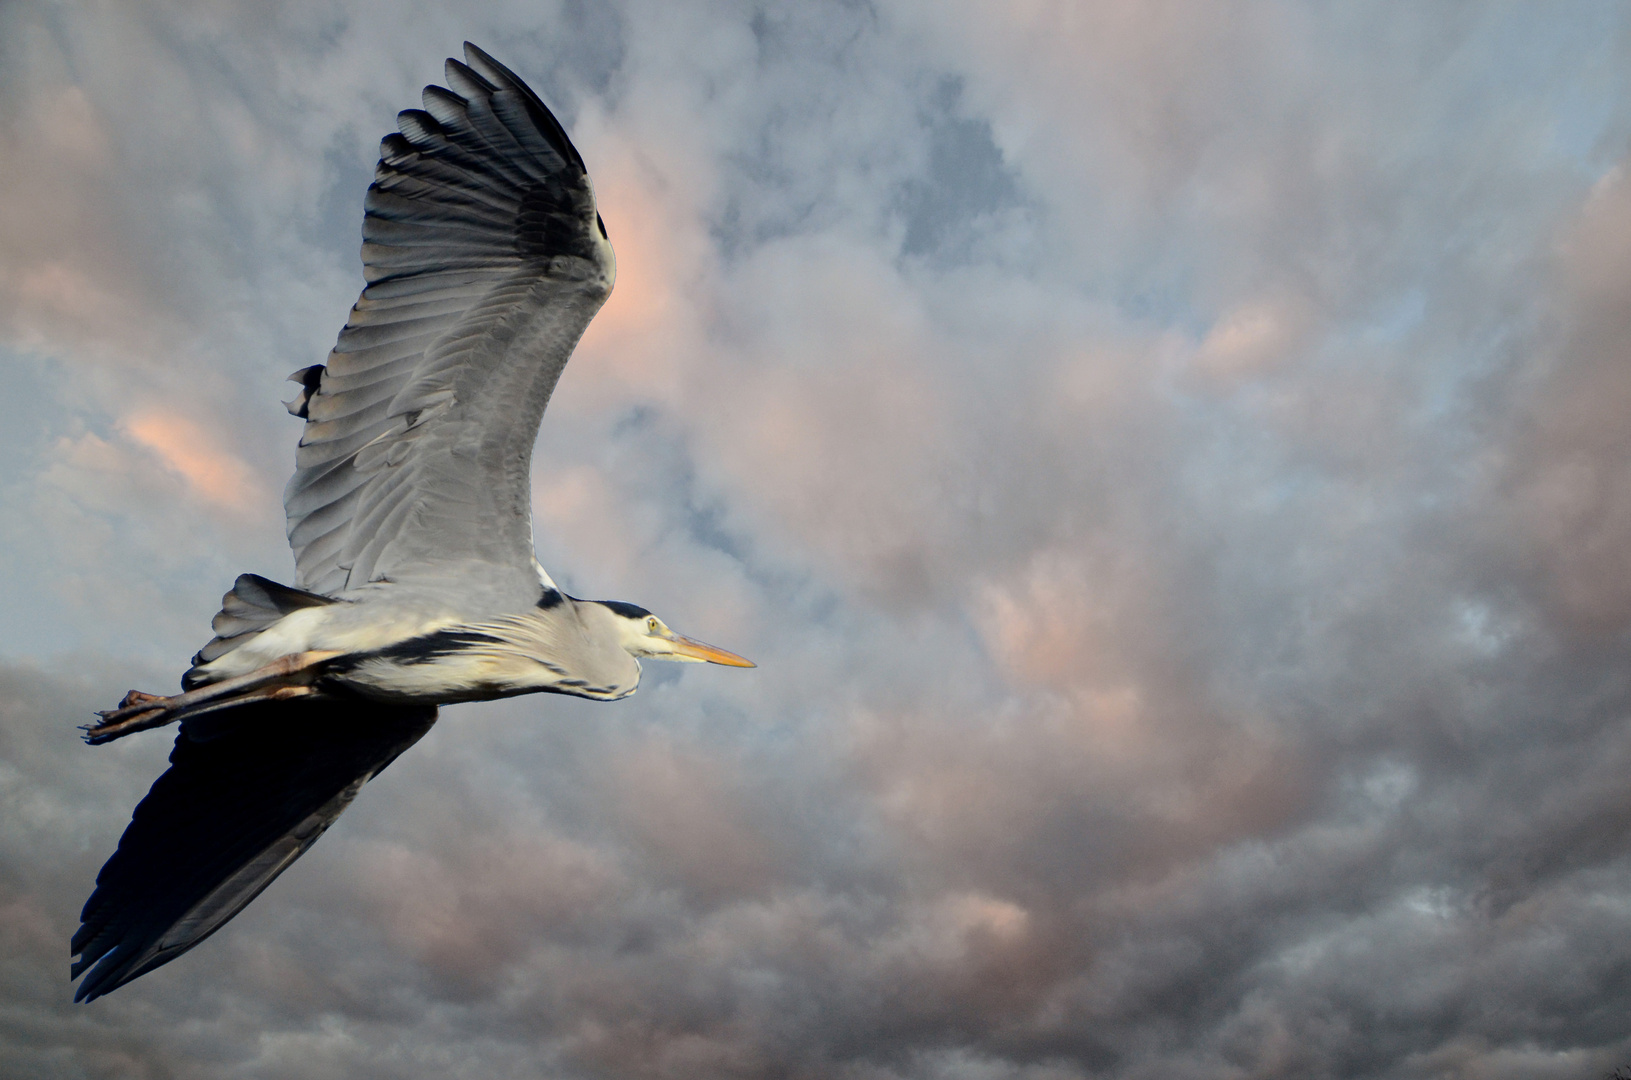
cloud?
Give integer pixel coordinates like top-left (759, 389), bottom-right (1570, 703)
top-left (1193, 295), bottom-right (1314, 381)
top-left (1501, 163), bottom-right (1631, 639)
top-left (120, 411), bottom-right (271, 516)
top-left (4, 2), bottom-right (1631, 1078)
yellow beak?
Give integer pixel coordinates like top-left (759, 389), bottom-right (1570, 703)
top-left (669, 635), bottom-right (756, 667)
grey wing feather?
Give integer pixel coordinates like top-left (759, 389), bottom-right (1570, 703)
top-left (284, 43), bottom-right (615, 600)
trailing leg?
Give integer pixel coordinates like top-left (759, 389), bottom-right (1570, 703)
top-left (83, 651), bottom-right (339, 744)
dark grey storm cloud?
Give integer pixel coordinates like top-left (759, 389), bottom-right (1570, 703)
top-left (3, 2), bottom-right (1631, 1078)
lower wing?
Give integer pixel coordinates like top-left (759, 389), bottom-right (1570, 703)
top-left (72, 697), bottom-right (437, 1002)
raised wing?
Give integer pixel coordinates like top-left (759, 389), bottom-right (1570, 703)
top-left (285, 43), bottom-right (614, 600)
top-left (72, 699), bottom-right (436, 1001)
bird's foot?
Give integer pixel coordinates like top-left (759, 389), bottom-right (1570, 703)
top-left (81, 652), bottom-right (342, 746)
top-left (83, 684), bottom-right (325, 745)
top-left (83, 691), bottom-right (177, 744)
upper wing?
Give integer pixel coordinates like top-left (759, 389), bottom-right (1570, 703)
top-left (71, 698), bottom-right (437, 1002)
top-left (285, 43), bottom-right (614, 600)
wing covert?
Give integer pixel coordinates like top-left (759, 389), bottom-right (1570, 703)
top-left (284, 43), bottom-right (614, 599)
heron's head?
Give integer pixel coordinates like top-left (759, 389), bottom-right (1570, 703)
top-left (597, 601), bottom-right (756, 667)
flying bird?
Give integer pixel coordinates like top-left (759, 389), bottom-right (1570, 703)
top-left (71, 43), bottom-right (753, 1002)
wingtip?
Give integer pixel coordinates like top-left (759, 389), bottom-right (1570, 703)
top-left (73, 970), bottom-right (126, 1004)
top-left (462, 41), bottom-right (500, 75)
top-left (71, 945), bottom-right (118, 1002)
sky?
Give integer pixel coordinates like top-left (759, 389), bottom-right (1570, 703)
top-left (3, 1), bottom-right (1631, 1077)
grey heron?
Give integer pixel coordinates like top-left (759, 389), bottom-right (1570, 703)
top-left (71, 43), bottom-right (752, 1002)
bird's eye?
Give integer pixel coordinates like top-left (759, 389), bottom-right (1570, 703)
top-left (647, 616), bottom-right (660, 632)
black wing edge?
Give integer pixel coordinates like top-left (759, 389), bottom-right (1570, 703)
top-left (459, 41), bottom-right (588, 175)
top-left (71, 698), bottom-right (437, 1002)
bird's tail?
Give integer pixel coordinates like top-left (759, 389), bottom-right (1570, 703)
top-left (185, 573), bottom-right (335, 688)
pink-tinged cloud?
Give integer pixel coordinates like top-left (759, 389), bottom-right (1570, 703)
top-left (1194, 295), bottom-right (1313, 381)
top-left (572, 127), bottom-right (716, 406)
top-left (119, 412), bottom-right (268, 516)
top-left (1505, 160), bottom-right (1631, 638)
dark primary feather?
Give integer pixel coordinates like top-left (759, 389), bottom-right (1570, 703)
top-left (284, 42), bottom-right (615, 601)
top-left (71, 699), bottom-right (436, 1002)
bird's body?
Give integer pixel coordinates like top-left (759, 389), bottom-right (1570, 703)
top-left (189, 583), bottom-right (641, 703)
top-left (71, 44), bottom-right (752, 1002)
